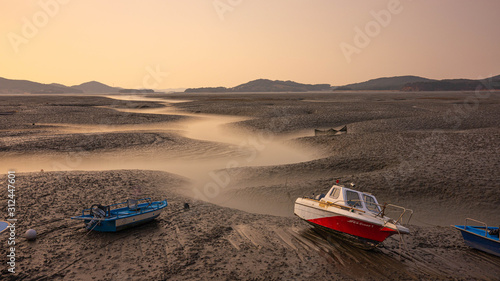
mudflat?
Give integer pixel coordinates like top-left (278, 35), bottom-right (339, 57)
top-left (1, 91), bottom-right (499, 280)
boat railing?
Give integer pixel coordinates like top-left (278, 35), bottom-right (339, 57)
top-left (327, 198), bottom-right (413, 225)
top-left (108, 197), bottom-right (152, 210)
top-left (465, 218), bottom-right (488, 236)
top-left (308, 196), bottom-right (413, 225)
top-left (317, 198), bottom-right (367, 213)
top-left (378, 204), bottom-right (413, 225)
top-left (333, 196), bottom-right (414, 225)
top-left (80, 198), bottom-right (155, 218)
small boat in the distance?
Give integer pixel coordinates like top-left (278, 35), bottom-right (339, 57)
top-left (314, 125), bottom-right (347, 136)
top-left (453, 218), bottom-right (500, 257)
top-left (294, 182), bottom-right (413, 249)
top-left (72, 198), bottom-right (167, 232)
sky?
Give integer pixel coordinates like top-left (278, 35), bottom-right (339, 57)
top-left (1, 0), bottom-right (499, 89)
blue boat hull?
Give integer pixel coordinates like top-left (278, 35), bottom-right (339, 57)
top-left (454, 225), bottom-right (500, 257)
top-left (82, 213), bottom-right (161, 232)
top-left (0, 221), bottom-right (9, 234)
top-left (72, 199), bottom-right (167, 232)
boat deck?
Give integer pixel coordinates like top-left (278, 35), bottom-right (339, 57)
top-left (454, 225), bottom-right (499, 241)
top-left (71, 198), bottom-right (168, 232)
top-left (454, 220), bottom-right (500, 257)
top-left (72, 199), bottom-right (167, 221)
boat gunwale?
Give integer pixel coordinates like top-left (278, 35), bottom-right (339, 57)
top-left (300, 198), bottom-right (366, 214)
top-left (295, 199), bottom-right (387, 228)
top-left (71, 199), bottom-right (167, 221)
top-left (453, 225), bottom-right (500, 243)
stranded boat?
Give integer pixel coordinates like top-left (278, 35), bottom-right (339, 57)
top-left (314, 125), bottom-right (347, 136)
top-left (294, 183), bottom-right (413, 249)
top-left (453, 218), bottom-right (500, 257)
top-left (0, 221), bottom-right (9, 234)
top-left (72, 198), bottom-right (167, 232)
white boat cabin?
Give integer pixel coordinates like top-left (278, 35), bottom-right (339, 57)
top-left (317, 185), bottom-right (382, 214)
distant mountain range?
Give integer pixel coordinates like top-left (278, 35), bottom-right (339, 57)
top-left (0, 78), bottom-right (163, 94)
top-left (0, 77), bottom-right (123, 94)
top-left (1, 75), bottom-right (499, 94)
top-left (185, 79), bottom-right (331, 93)
top-left (186, 75), bottom-right (500, 93)
top-left (0, 77), bottom-right (80, 94)
top-left (334, 75), bottom-right (500, 91)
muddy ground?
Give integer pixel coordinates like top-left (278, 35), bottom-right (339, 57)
top-left (1, 91), bottom-right (499, 280)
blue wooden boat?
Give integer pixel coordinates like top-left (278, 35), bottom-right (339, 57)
top-left (71, 198), bottom-right (167, 232)
top-left (0, 221), bottom-right (10, 234)
top-left (453, 218), bottom-right (500, 257)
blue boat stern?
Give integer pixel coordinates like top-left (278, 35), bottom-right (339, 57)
top-left (454, 225), bottom-right (500, 257)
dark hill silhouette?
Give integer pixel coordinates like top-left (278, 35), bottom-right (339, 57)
top-left (184, 87), bottom-right (228, 93)
top-left (402, 75), bottom-right (500, 91)
top-left (336, 76), bottom-right (435, 91)
top-left (71, 81), bottom-right (121, 93)
top-left (488, 74), bottom-right (500, 89)
top-left (0, 77), bottom-right (123, 94)
top-left (0, 77), bottom-right (82, 94)
top-left (119, 89), bottom-right (154, 93)
top-left (50, 83), bottom-right (70, 88)
top-left (233, 79), bottom-right (330, 92)
top-left (185, 79), bottom-right (330, 93)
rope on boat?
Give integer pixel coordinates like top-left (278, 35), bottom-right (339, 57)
top-left (85, 221), bottom-right (100, 236)
top-left (395, 226), bottom-right (410, 260)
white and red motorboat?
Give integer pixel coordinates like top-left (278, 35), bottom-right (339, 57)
top-left (294, 183), bottom-right (413, 249)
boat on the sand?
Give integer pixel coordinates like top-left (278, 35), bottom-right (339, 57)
top-left (314, 125), bottom-right (347, 136)
top-left (453, 218), bottom-right (500, 257)
top-left (72, 198), bottom-right (167, 232)
top-left (0, 111), bottom-right (16, 115)
top-left (0, 221), bottom-right (10, 234)
top-left (294, 182), bottom-right (413, 249)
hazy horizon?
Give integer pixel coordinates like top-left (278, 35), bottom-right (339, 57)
top-left (1, 0), bottom-right (499, 89)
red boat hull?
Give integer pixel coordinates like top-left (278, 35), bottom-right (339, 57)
top-left (308, 215), bottom-right (397, 242)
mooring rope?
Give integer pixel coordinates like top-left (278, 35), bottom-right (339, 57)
top-left (84, 206), bottom-right (106, 236)
top-left (395, 226), bottom-right (411, 261)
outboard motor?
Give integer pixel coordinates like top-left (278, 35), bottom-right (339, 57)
top-left (86, 204), bottom-right (108, 229)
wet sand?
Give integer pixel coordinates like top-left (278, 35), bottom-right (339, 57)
top-left (1, 92), bottom-right (500, 280)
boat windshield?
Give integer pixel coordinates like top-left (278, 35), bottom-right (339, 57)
top-left (329, 187), bottom-right (340, 199)
top-left (363, 194), bottom-right (380, 213)
top-left (346, 190), bottom-right (362, 208)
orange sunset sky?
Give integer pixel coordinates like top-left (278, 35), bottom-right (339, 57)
top-left (1, 0), bottom-right (499, 89)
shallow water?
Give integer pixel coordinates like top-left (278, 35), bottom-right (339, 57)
top-left (1, 95), bottom-right (318, 215)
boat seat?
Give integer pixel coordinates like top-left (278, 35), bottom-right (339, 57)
top-left (315, 194), bottom-right (325, 200)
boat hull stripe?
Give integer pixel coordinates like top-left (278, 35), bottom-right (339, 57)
top-left (308, 216), bottom-right (396, 242)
